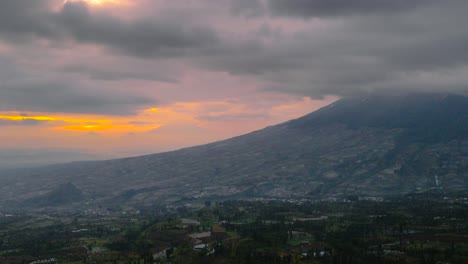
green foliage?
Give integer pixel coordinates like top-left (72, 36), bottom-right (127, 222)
top-left (1, 196), bottom-right (468, 263)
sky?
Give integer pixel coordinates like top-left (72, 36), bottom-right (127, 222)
top-left (0, 0), bottom-right (467, 167)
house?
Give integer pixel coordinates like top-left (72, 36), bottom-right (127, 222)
top-left (211, 225), bottom-right (228, 241)
top-left (193, 244), bottom-right (215, 255)
top-left (188, 232), bottom-right (211, 240)
top-left (29, 258), bottom-right (59, 264)
top-left (179, 219), bottom-right (201, 232)
top-left (193, 244), bottom-right (209, 250)
top-left (290, 242), bottom-right (332, 258)
top-left (188, 232), bottom-right (213, 245)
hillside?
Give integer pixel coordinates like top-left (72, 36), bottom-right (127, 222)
top-left (1, 93), bottom-right (467, 209)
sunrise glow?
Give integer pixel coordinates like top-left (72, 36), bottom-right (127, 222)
top-left (58, 124), bottom-right (162, 132)
top-left (0, 115), bottom-right (58, 122)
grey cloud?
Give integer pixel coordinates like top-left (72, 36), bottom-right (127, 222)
top-left (0, 0), bottom-right (219, 57)
top-left (0, 0), bottom-right (61, 41)
top-left (201, 0), bottom-right (468, 97)
top-left (229, 0), bottom-right (265, 16)
top-left (0, 58), bottom-right (155, 115)
top-left (199, 113), bottom-right (270, 122)
top-left (0, 80), bottom-right (154, 115)
top-left (57, 2), bottom-right (218, 57)
top-left (266, 0), bottom-right (430, 17)
top-left (62, 65), bottom-right (176, 82)
top-left (0, 119), bottom-right (49, 126)
top-left (1, 0), bottom-right (468, 102)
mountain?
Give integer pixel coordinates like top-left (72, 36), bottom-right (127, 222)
top-left (0, 93), bottom-right (467, 209)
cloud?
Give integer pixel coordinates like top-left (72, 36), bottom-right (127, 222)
top-left (0, 0), bottom-right (219, 57)
top-left (229, 0), bottom-right (265, 16)
top-left (57, 2), bottom-right (218, 57)
top-left (199, 113), bottom-right (270, 122)
top-left (0, 57), bottom-right (155, 115)
top-left (0, 80), bottom-right (154, 115)
top-left (0, 0), bottom-right (467, 110)
top-left (0, 119), bottom-right (49, 126)
top-left (198, 0), bottom-right (468, 97)
top-left (0, 0), bottom-right (61, 42)
top-left (266, 0), bottom-right (431, 17)
top-left (62, 64), bottom-right (177, 82)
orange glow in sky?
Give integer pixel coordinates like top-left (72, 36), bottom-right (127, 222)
top-left (0, 97), bottom-right (337, 163)
top-left (0, 114), bottom-right (115, 124)
top-left (0, 97), bottom-right (337, 135)
top-left (0, 112), bottom-right (160, 133)
top-left (0, 115), bottom-right (58, 122)
top-left (58, 123), bottom-right (162, 132)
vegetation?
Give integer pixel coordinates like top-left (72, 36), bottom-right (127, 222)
top-left (1, 193), bottom-right (467, 263)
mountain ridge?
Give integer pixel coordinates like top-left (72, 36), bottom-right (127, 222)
top-left (1, 93), bottom-right (467, 210)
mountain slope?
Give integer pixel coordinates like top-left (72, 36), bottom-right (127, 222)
top-left (21, 182), bottom-right (84, 208)
top-left (1, 93), bottom-right (467, 209)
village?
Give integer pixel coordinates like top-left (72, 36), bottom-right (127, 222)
top-left (0, 192), bottom-right (467, 264)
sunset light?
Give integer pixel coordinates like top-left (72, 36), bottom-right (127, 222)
top-left (58, 123), bottom-right (162, 132)
top-left (0, 115), bottom-right (57, 122)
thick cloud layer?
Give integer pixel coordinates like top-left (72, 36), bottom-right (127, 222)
top-left (0, 0), bottom-right (467, 116)
top-left (214, 0), bottom-right (468, 97)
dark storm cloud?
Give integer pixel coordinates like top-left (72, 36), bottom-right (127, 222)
top-left (0, 0), bottom-right (218, 57)
top-left (266, 0), bottom-right (430, 17)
